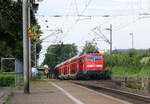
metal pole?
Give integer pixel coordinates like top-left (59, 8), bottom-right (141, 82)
top-left (35, 43), bottom-right (37, 67)
top-left (28, 1), bottom-right (32, 78)
top-left (129, 33), bottom-right (134, 49)
top-left (15, 59), bottom-right (17, 85)
top-left (110, 24), bottom-right (112, 70)
top-left (1, 59), bottom-right (3, 72)
top-left (37, 56), bottom-right (39, 67)
top-left (132, 34), bottom-right (134, 49)
top-left (23, 0), bottom-right (30, 93)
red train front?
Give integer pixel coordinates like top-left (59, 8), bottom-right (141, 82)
top-left (55, 53), bottom-right (106, 79)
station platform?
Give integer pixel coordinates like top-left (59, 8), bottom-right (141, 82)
top-left (0, 87), bottom-right (11, 104)
top-left (6, 79), bottom-right (132, 104)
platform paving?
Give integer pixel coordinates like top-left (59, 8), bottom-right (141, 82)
top-left (0, 87), bottom-right (11, 104)
top-left (6, 79), bottom-right (133, 104)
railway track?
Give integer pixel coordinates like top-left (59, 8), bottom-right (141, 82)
top-left (71, 80), bottom-right (150, 103)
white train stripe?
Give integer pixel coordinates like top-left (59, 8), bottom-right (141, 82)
top-left (87, 65), bottom-right (94, 67)
top-left (96, 65), bottom-right (103, 67)
top-left (50, 82), bottom-right (85, 104)
top-left (87, 65), bottom-right (103, 67)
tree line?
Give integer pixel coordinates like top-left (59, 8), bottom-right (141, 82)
top-left (43, 41), bottom-right (150, 77)
top-left (0, 0), bottom-right (41, 72)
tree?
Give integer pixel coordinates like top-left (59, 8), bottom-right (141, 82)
top-left (0, 0), bottom-right (41, 71)
top-left (43, 43), bottom-right (78, 74)
top-left (81, 42), bottom-right (99, 54)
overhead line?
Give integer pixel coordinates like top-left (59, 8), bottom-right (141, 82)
top-left (74, 0), bottom-right (92, 23)
top-left (74, 0), bottom-right (79, 16)
top-left (64, 0), bottom-right (92, 36)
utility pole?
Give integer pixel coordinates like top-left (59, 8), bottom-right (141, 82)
top-left (23, 0), bottom-right (30, 93)
top-left (129, 33), bottom-right (134, 49)
top-left (93, 24), bottom-right (113, 70)
top-left (106, 24), bottom-right (112, 70)
top-left (28, 0), bottom-right (32, 78)
top-left (34, 43), bottom-right (37, 67)
top-left (110, 24), bottom-right (112, 70)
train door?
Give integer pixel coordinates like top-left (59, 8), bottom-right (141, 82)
top-left (78, 57), bottom-right (83, 71)
top-left (76, 58), bottom-right (79, 72)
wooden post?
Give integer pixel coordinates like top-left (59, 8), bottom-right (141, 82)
top-left (142, 78), bottom-right (150, 92)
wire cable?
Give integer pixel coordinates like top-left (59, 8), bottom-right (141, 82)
top-left (74, 0), bottom-right (79, 16)
top-left (63, 0), bottom-right (92, 38)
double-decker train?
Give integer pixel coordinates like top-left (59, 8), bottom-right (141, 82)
top-left (55, 53), bottom-right (109, 80)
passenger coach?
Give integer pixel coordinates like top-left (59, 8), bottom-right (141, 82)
top-left (55, 53), bottom-right (106, 79)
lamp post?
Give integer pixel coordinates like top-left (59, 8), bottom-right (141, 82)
top-left (129, 33), bottom-right (134, 49)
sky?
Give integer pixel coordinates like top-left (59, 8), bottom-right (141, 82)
top-left (35, 0), bottom-right (150, 65)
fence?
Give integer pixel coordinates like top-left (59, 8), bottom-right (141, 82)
top-left (112, 77), bottom-right (150, 92)
top-left (0, 58), bottom-right (23, 85)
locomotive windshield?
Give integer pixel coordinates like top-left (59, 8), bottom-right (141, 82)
top-left (86, 55), bottom-right (102, 61)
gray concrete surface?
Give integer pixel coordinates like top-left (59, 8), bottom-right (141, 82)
top-left (55, 81), bottom-right (132, 104)
top-left (7, 80), bottom-right (133, 104)
top-left (0, 87), bottom-right (11, 104)
top-left (7, 80), bottom-right (74, 104)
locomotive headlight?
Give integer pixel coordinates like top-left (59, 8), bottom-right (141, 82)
top-left (87, 65), bottom-right (94, 67)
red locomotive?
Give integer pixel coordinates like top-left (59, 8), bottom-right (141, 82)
top-left (55, 53), bottom-right (107, 79)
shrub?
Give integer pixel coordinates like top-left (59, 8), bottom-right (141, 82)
top-left (123, 82), bottom-right (143, 90)
top-left (0, 74), bottom-right (15, 86)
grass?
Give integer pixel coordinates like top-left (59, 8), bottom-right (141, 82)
top-left (122, 82), bottom-right (143, 90)
top-left (0, 74), bottom-right (15, 86)
top-left (111, 66), bottom-right (150, 78)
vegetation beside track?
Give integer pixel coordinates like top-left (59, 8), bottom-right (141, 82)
top-left (111, 66), bottom-right (150, 78)
top-left (122, 82), bottom-right (143, 90)
top-left (105, 49), bottom-right (150, 78)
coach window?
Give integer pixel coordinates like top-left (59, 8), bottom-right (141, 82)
top-left (87, 55), bottom-right (94, 61)
top-left (95, 55), bottom-right (102, 61)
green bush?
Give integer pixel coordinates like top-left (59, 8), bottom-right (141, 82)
top-left (0, 74), bottom-right (15, 86)
top-left (137, 66), bottom-right (150, 77)
top-left (123, 82), bottom-right (143, 90)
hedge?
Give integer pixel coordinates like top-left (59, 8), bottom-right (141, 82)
top-left (0, 74), bottom-right (15, 86)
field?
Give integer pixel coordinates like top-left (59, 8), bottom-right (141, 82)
top-left (111, 66), bottom-right (150, 78)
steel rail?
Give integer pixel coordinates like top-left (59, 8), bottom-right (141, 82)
top-left (73, 82), bottom-right (150, 103)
